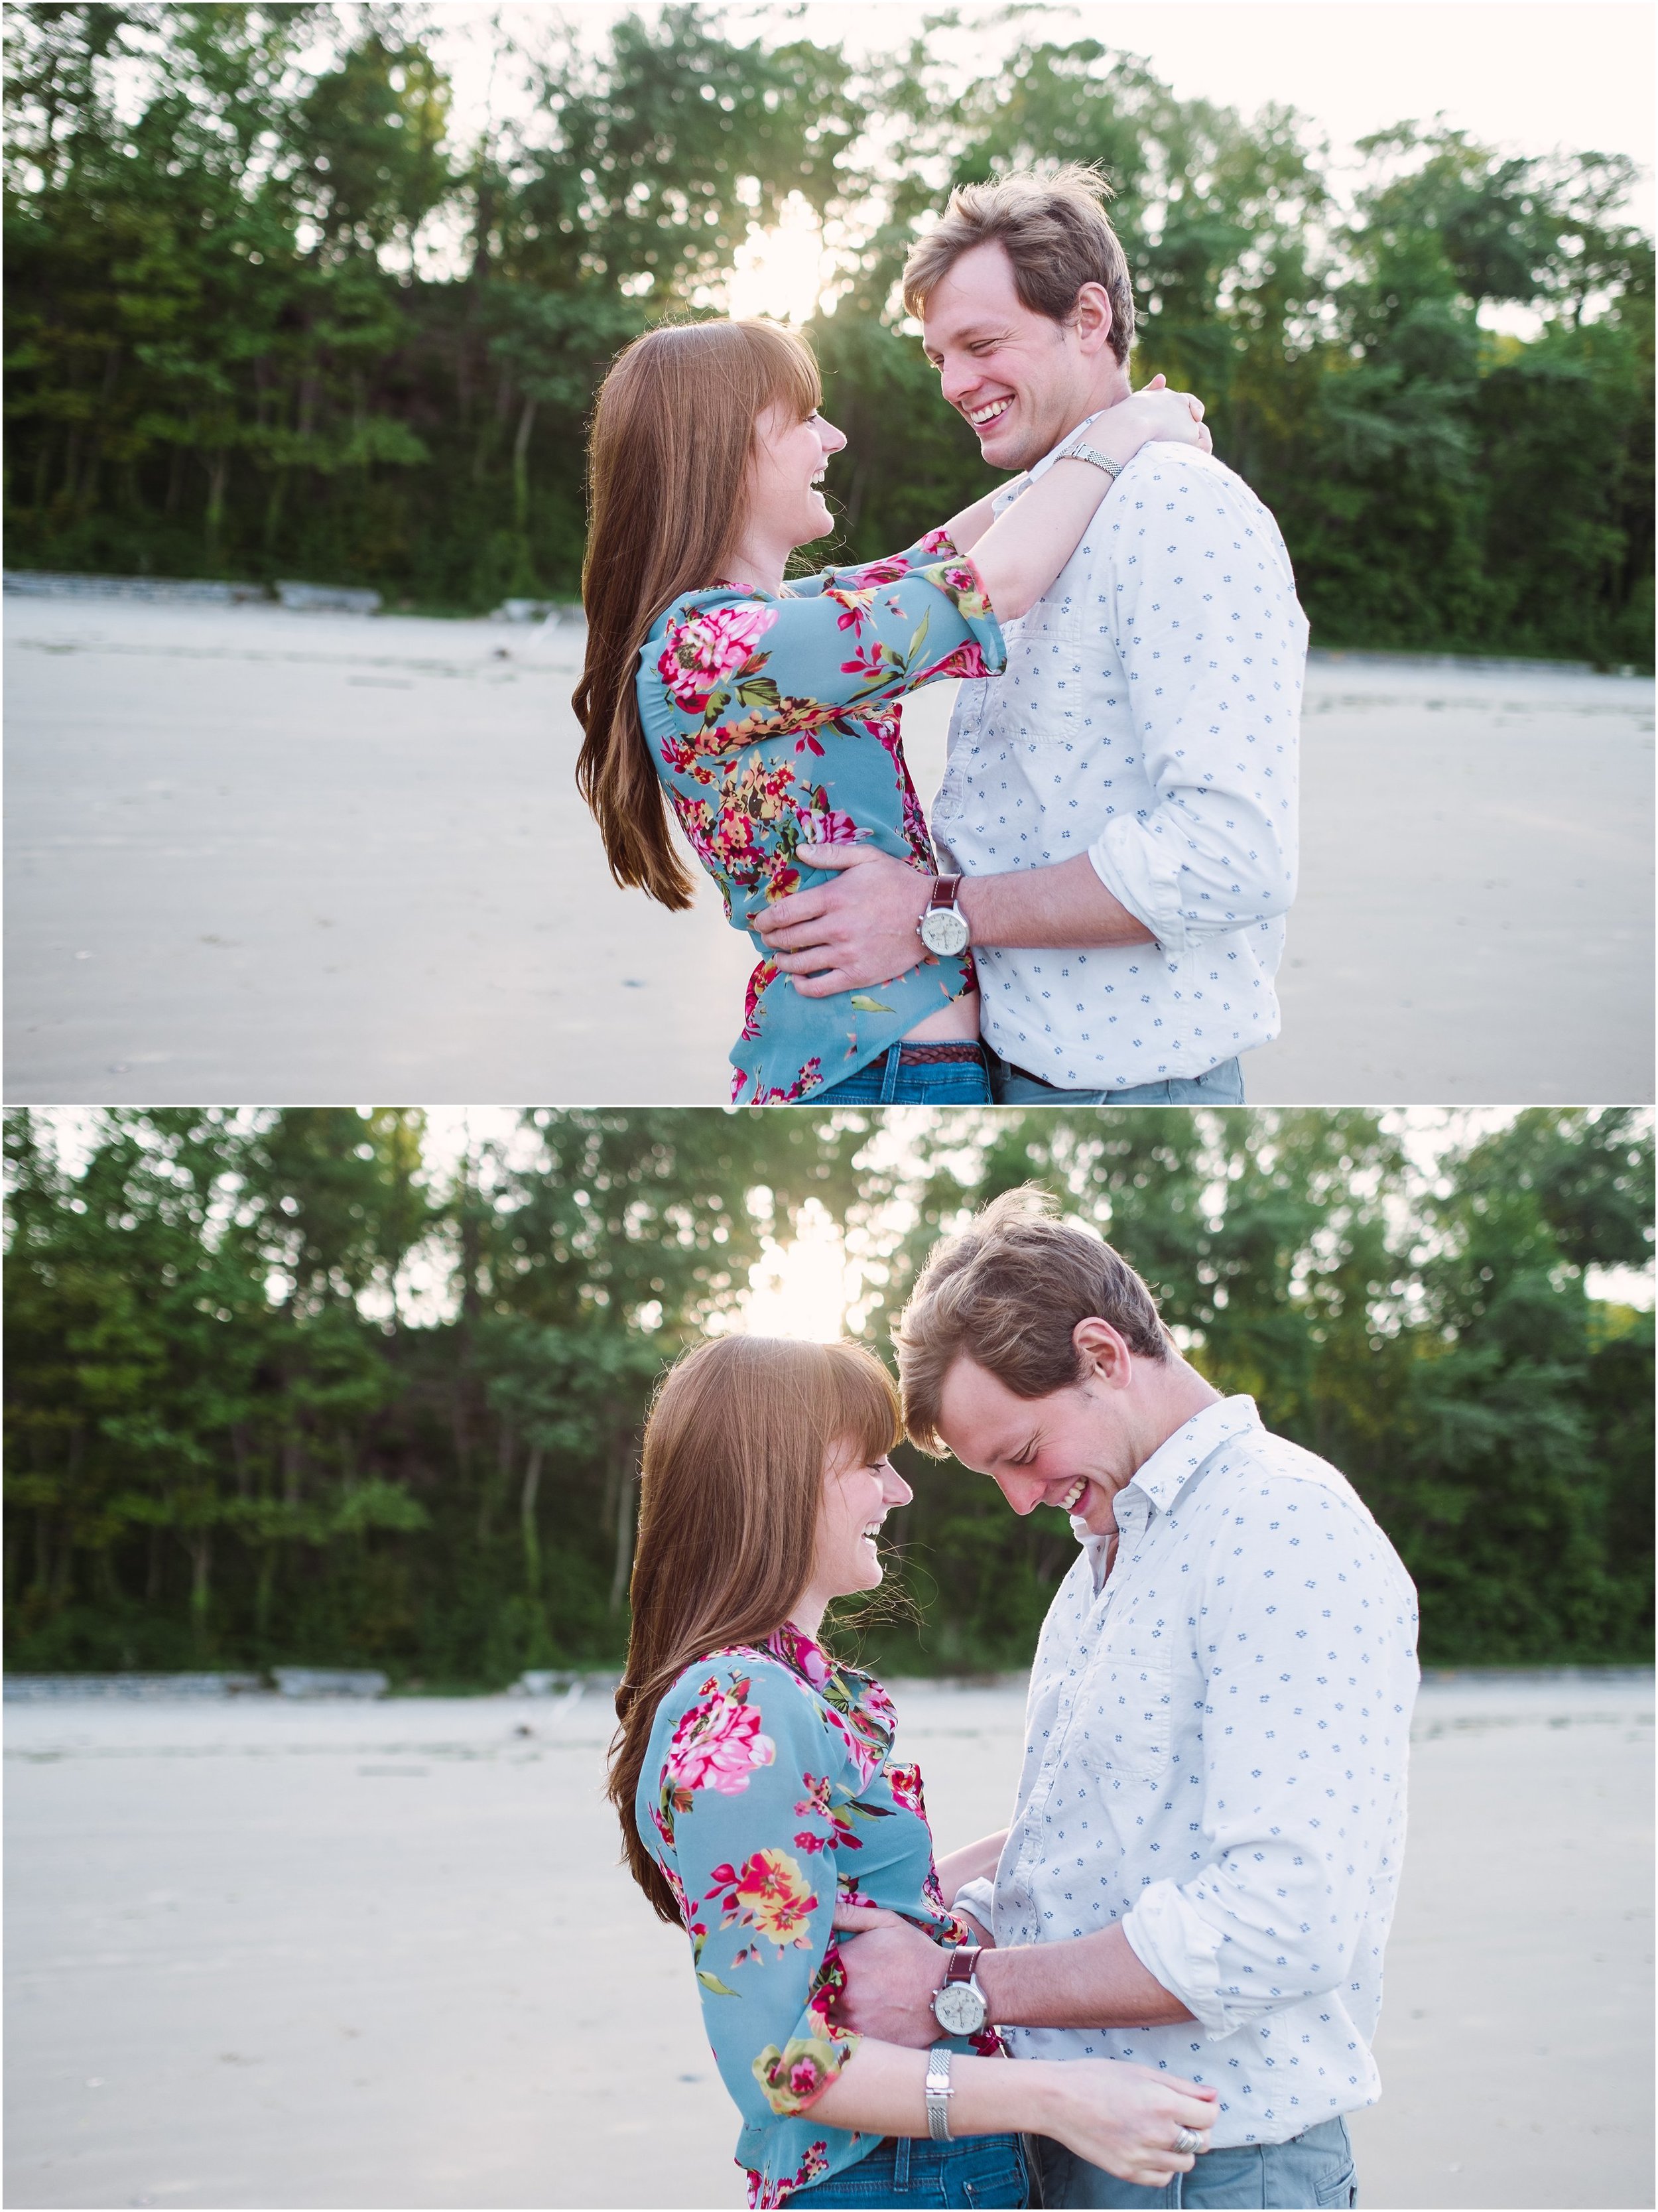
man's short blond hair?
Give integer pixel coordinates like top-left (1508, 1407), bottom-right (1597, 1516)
top-left (901, 165), bottom-right (1137, 366)
top-left (895, 1189), bottom-right (1169, 1455)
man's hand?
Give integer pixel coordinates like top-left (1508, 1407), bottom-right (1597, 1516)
top-left (750, 846), bottom-right (931, 998)
top-left (830, 1904), bottom-right (949, 2047)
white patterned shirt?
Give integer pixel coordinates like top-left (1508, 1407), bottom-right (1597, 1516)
top-left (955, 1396), bottom-right (1419, 2148)
top-left (935, 436), bottom-right (1308, 1089)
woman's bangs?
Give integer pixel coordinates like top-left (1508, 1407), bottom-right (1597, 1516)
top-left (825, 1346), bottom-right (902, 1462)
top-left (741, 320), bottom-right (822, 421)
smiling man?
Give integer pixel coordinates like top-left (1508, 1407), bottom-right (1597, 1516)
top-left (752, 168), bottom-right (1308, 1104)
top-left (832, 1190), bottom-right (1419, 2209)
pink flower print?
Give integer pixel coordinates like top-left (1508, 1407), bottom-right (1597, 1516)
top-left (916, 527), bottom-right (955, 556)
top-left (741, 960), bottom-right (779, 1041)
top-left (663, 1681), bottom-right (776, 1804)
top-left (824, 1704), bottom-right (883, 1789)
top-left (919, 639), bottom-right (993, 684)
top-left (824, 585), bottom-right (879, 634)
top-left (746, 2140), bottom-right (830, 2208)
top-left (793, 802), bottom-right (861, 848)
top-left (862, 708), bottom-right (903, 761)
top-left (885, 1760), bottom-right (926, 1819)
top-left (751, 1056), bottom-right (822, 1104)
top-left (658, 602), bottom-right (777, 714)
top-left (840, 554), bottom-right (909, 589)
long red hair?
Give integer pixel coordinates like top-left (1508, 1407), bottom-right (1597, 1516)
top-left (573, 318), bottom-right (823, 910)
top-left (606, 1334), bottom-right (900, 1925)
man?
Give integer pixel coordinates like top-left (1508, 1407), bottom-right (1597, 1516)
top-left (834, 1191), bottom-right (1418, 2209)
top-left (753, 168), bottom-right (1307, 1104)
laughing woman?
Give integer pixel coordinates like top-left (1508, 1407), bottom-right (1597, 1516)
top-left (607, 1334), bottom-right (1216, 2207)
top-left (574, 319), bottom-right (1208, 1105)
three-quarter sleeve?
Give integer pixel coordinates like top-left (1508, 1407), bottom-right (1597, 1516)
top-left (646, 536), bottom-right (1005, 763)
top-left (644, 1657), bottom-right (863, 2127)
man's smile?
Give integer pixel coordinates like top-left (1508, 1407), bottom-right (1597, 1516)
top-left (965, 394), bottom-right (1014, 428)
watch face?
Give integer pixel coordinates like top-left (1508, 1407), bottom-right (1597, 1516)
top-left (919, 907), bottom-right (970, 958)
top-left (932, 1979), bottom-right (987, 2036)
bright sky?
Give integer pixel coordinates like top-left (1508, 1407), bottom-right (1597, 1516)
top-left (431, 1), bottom-right (1656, 229)
top-left (404, 1107), bottom-right (1658, 1331)
top-left (19, 1107), bottom-right (1654, 1331)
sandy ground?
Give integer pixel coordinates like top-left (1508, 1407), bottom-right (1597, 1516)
top-left (5, 1670), bottom-right (1650, 2212)
top-left (4, 595), bottom-right (1653, 1107)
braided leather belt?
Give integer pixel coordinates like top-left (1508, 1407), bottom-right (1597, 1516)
top-left (895, 1042), bottom-right (985, 1067)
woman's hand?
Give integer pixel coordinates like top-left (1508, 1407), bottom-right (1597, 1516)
top-left (1045, 2059), bottom-right (1219, 2189)
top-left (1081, 373), bottom-right (1211, 462)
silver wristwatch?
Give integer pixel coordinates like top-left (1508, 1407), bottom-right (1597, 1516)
top-left (1064, 441), bottom-right (1121, 480)
top-left (918, 874), bottom-right (970, 958)
top-left (930, 1943), bottom-right (989, 2037)
top-left (924, 2046), bottom-right (954, 2142)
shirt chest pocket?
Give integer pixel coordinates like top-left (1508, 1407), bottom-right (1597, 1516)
top-left (997, 606), bottom-right (1090, 748)
top-left (1068, 1632), bottom-right (1175, 1784)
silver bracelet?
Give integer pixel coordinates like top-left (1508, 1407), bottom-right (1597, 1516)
top-left (924, 2046), bottom-right (954, 2142)
top-left (1062, 442), bottom-right (1121, 480)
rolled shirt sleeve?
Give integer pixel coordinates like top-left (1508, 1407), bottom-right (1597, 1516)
top-left (645, 533), bottom-right (1006, 761)
top-left (1119, 1476), bottom-right (1419, 2038)
top-left (1086, 458), bottom-right (1306, 955)
top-left (641, 1656), bottom-right (863, 2129)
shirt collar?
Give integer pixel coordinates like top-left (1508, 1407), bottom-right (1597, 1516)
top-left (993, 408), bottom-right (1110, 512)
top-left (767, 1618), bottom-right (872, 1698)
top-left (1124, 1394), bottom-right (1264, 1515)
top-left (1024, 409), bottom-right (1108, 484)
top-left (1074, 1396), bottom-right (1262, 1589)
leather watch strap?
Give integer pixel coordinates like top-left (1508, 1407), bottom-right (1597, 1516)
top-left (944, 1944), bottom-right (982, 1986)
top-left (929, 874), bottom-right (963, 912)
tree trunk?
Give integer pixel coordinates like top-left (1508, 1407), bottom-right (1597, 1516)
top-left (255, 1549), bottom-right (276, 1640)
top-left (263, 468), bottom-right (287, 551)
top-left (479, 1418), bottom-right (514, 1545)
top-left (204, 450), bottom-right (228, 557)
top-left (511, 395), bottom-right (536, 534)
top-left (608, 1442), bottom-right (637, 1616)
top-left (520, 1444), bottom-right (544, 1598)
top-left (189, 1529), bottom-right (212, 1635)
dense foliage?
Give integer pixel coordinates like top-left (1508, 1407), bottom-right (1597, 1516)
top-left (5, 1106), bottom-right (1651, 1682)
top-left (5, 3), bottom-right (1653, 663)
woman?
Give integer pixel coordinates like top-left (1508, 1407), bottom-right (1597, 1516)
top-left (574, 319), bottom-right (1208, 1105)
top-left (607, 1334), bottom-right (1217, 2207)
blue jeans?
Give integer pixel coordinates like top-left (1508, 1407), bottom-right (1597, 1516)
top-left (810, 1046), bottom-right (993, 1106)
top-left (1032, 2117), bottom-right (1356, 2209)
top-left (795, 2132), bottom-right (1029, 2207)
top-left (986, 1053), bottom-right (1246, 1108)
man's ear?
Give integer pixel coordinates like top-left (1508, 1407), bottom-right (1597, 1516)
top-left (1073, 1313), bottom-right (1132, 1384)
top-left (1072, 281), bottom-right (1115, 359)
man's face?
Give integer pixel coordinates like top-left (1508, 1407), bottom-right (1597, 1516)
top-left (921, 240), bottom-right (1119, 472)
top-left (934, 1349), bottom-right (1137, 1538)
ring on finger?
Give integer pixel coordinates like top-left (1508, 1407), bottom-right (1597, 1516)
top-left (1173, 2126), bottom-right (1205, 2155)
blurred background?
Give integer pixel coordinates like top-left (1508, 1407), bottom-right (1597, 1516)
top-left (6, 1103), bottom-right (1653, 1683)
top-left (6, 3), bottom-right (1654, 1110)
top-left (4, 0), bottom-right (1653, 663)
top-left (4, 1104), bottom-right (1654, 2212)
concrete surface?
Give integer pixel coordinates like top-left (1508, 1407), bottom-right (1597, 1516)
top-left (5, 597), bottom-right (1653, 1105)
top-left (5, 1671), bottom-right (1651, 2211)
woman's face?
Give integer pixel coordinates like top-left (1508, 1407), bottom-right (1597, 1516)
top-left (746, 401), bottom-right (848, 551)
top-left (813, 1435), bottom-right (913, 1600)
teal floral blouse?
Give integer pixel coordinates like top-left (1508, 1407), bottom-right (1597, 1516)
top-left (637, 1622), bottom-right (995, 2207)
top-left (635, 536), bottom-right (1007, 1104)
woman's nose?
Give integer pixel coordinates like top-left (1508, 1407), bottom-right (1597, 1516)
top-left (820, 418), bottom-right (849, 455)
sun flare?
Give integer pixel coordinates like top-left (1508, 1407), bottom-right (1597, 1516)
top-left (741, 1201), bottom-right (850, 1340)
top-left (725, 193), bottom-right (830, 324)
